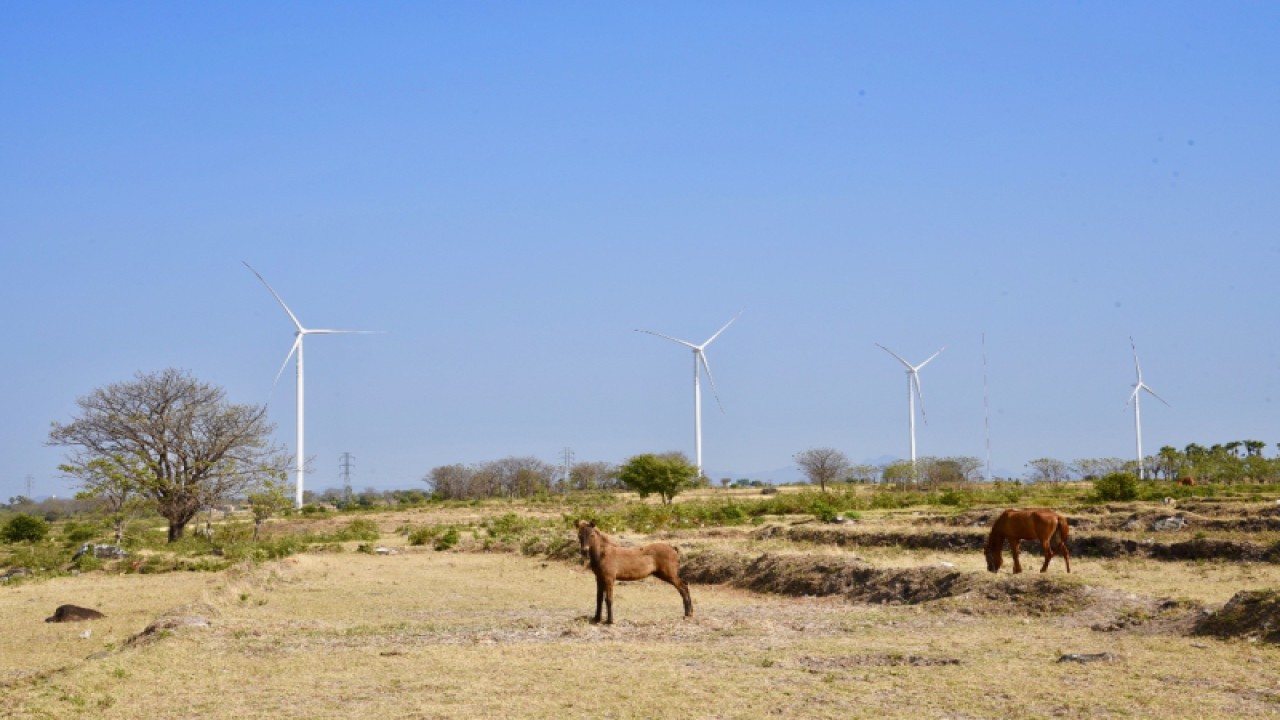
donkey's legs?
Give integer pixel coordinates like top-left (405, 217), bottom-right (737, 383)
top-left (593, 576), bottom-right (605, 623)
top-left (603, 580), bottom-right (615, 625)
top-left (1010, 541), bottom-right (1023, 574)
top-left (655, 569), bottom-right (694, 618)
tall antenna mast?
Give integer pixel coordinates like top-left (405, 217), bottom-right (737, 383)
top-left (339, 452), bottom-right (355, 502)
top-left (982, 333), bottom-right (992, 483)
top-left (561, 447), bottom-right (575, 490)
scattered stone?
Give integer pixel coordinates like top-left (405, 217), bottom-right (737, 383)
top-left (1150, 515), bottom-right (1186, 532)
top-left (375, 546), bottom-right (398, 555)
top-left (1057, 653), bottom-right (1120, 663)
top-left (72, 543), bottom-right (128, 561)
top-left (46, 604), bottom-right (106, 623)
top-left (799, 654), bottom-right (962, 669)
top-left (1, 567), bottom-right (31, 582)
top-left (126, 615), bottom-right (211, 646)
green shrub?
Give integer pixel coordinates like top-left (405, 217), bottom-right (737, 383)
top-left (61, 521), bottom-right (101, 546)
top-left (435, 527), bottom-right (460, 551)
top-left (1093, 472), bottom-right (1139, 502)
top-left (7, 542), bottom-right (68, 572)
top-left (72, 552), bottom-right (103, 572)
top-left (407, 526), bottom-right (436, 546)
top-left (334, 518), bottom-right (380, 542)
top-left (3, 514), bottom-right (50, 543)
top-left (483, 513), bottom-right (549, 541)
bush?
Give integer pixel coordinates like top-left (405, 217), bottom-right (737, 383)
top-left (3, 514), bottom-right (50, 543)
top-left (1093, 472), bottom-right (1139, 502)
top-left (434, 527), bottom-right (460, 551)
top-left (61, 521), bottom-right (101, 546)
top-left (334, 518), bottom-right (380, 542)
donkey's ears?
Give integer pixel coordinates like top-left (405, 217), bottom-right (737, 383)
top-left (588, 520), bottom-right (596, 528)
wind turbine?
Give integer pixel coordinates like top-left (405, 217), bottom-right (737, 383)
top-left (1127, 337), bottom-right (1169, 480)
top-left (877, 343), bottom-right (945, 474)
top-left (636, 314), bottom-right (739, 475)
top-left (243, 262), bottom-right (379, 509)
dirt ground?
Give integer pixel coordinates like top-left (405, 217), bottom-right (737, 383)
top-left (5, 543), bottom-right (1280, 719)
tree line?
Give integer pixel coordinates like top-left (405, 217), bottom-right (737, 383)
top-left (1025, 441), bottom-right (1280, 484)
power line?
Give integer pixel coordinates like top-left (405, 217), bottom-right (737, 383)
top-left (561, 447), bottom-right (574, 488)
top-left (339, 452), bottom-right (355, 501)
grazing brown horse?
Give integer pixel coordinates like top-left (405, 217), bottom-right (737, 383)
top-left (575, 520), bottom-right (693, 624)
top-left (984, 509), bottom-right (1071, 574)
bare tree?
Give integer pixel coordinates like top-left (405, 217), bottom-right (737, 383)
top-left (424, 464), bottom-right (476, 500)
top-left (848, 464), bottom-right (880, 484)
top-left (794, 447), bottom-right (852, 492)
top-left (920, 456), bottom-right (984, 489)
top-left (49, 369), bottom-right (288, 542)
top-left (570, 461), bottom-right (619, 491)
top-left (1025, 457), bottom-right (1070, 485)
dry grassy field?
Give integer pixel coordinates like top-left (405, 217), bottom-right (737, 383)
top-left (5, 499), bottom-right (1280, 719)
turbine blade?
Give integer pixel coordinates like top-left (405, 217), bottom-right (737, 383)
top-left (306, 329), bottom-right (384, 335)
top-left (1142, 383), bottom-right (1171, 407)
top-left (243, 261), bottom-right (305, 331)
top-left (912, 372), bottom-right (928, 424)
top-left (876, 343), bottom-right (913, 369)
top-left (916, 346), bottom-right (945, 370)
top-left (273, 336), bottom-right (302, 387)
top-left (699, 351), bottom-right (725, 412)
top-left (700, 312), bottom-right (741, 348)
top-left (636, 329), bottom-right (698, 350)
top-left (1131, 336), bottom-right (1144, 381)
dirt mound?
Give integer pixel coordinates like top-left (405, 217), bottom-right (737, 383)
top-left (1195, 590), bottom-right (1280, 643)
top-left (920, 510), bottom-right (998, 527)
top-left (681, 550), bottom-right (1095, 612)
top-left (751, 522), bottom-right (1280, 564)
top-left (753, 524), bottom-right (987, 552)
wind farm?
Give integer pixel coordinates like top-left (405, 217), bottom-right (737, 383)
top-left (7, 6), bottom-right (1280, 718)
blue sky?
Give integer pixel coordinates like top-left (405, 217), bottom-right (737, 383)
top-left (3, 3), bottom-right (1278, 499)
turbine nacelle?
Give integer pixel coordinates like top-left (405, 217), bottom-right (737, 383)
top-left (877, 343), bottom-right (945, 423)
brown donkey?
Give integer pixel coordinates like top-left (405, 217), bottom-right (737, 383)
top-left (576, 520), bottom-right (693, 624)
top-left (984, 509), bottom-right (1071, 574)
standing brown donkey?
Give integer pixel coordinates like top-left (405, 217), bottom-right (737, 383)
top-left (576, 520), bottom-right (693, 624)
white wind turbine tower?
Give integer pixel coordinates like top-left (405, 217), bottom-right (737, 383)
top-left (1127, 336), bottom-right (1169, 480)
top-left (244, 262), bottom-right (380, 509)
top-left (877, 344), bottom-right (945, 475)
top-left (637, 314), bottom-right (739, 475)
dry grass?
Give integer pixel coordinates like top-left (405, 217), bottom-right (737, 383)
top-left (5, 537), bottom-right (1280, 719)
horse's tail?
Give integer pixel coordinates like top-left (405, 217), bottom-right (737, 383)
top-left (1051, 514), bottom-right (1070, 546)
